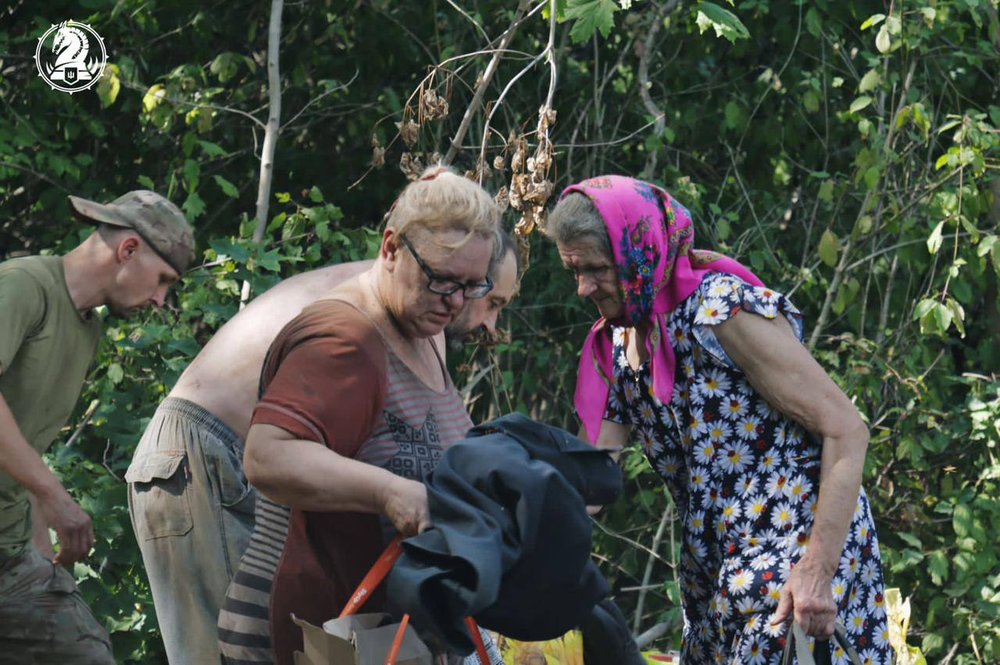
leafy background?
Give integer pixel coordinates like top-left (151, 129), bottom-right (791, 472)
top-left (1, 0), bottom-right (998, 662)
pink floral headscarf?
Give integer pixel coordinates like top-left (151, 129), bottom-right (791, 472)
top-left (561, 175), bottom-right (764, 443)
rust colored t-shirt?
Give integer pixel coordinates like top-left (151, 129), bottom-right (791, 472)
top-left (252, 298), bottom-right (473, 665)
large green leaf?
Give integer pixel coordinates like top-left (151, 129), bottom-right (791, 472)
top-left (850, 96), bottom-right (873, 113)
top-left (182, 191), bottom-right (206, 219)
top-left (953, 503), bottom-right (974, 538)
top-left (564, 0), bottom-right (618, 43)
top-left (695, 2), bottom-right (750, 43)
top-left (927, 550), bottom-right (949, 586)
top-left (213, 175), bottom-right (239, 198)
top-left (927, 220), bottom-right (945, 255)
top-left (858, 69), bottom-right (882, 93)
top-left (818, 229), bottom-right (839, 267)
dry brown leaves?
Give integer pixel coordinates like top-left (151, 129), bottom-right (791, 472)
top-left (399, 152), bottom-right (424, 180)
top-left (494, 186), bottom-right (510, 213)
top-left (399, 151), bottom-right (442, 180)
top-left (419, 88), bottom-right (449, 122)
top-left (507, 106), bottom-right (557, 238)
top-left (396, 119), bottom-right (420, 148)
top-left (371, 135), bottom-right (385, 169)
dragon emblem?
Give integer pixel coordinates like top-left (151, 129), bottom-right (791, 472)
top-left (35, 21), bottom-right (106, 93)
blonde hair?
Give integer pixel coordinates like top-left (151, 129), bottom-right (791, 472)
top-left (386, 165), bottom-right (501, 259)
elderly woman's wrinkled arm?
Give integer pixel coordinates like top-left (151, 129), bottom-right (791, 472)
top-left (244, 423), bottom-right (430, 536)
top-left (713, 311), bottom-right (869, 639)
top-left (579, 419), bottom-right (631, 515)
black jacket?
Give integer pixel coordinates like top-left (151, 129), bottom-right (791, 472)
top-left (386, 413), bottom-right (623, 653)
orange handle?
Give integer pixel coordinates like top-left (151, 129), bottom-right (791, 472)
top-left (465, 617), bottom-right (491, 664)
top-left (385, 614), bottom-right (411, 665)
top-left (385, 616), bottom-right (490, 665)
top-left (343, 537), bottom-right (492, 664)
top-left (340, 537), bottom-right (404, 618)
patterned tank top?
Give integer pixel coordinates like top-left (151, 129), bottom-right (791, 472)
top-left (219, 306), bottom-right (476, 665)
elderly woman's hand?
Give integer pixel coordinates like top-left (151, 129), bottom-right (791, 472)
top-left (770, 555), bottom-right (837, 639)
top-left (379, 475), bottom-right (431, 537)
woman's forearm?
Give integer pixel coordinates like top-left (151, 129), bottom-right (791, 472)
top-left (801, 419), bottom-right (869, 576)
top-left (244, 424), bottom-right (396, 514)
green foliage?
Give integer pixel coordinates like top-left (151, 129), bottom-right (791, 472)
top-left (694, 2), bottom-right (750, 43)
top-left (2, 0), bottom-right (998, 661)
top-left (564, 0), bottom-right (620, 43)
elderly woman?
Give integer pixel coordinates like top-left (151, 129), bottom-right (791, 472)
top-left (546, 175), bottom-right (891, 664)
top-left (236, 166), bottom-right (500, 665)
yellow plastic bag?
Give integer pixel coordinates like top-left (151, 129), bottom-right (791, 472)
top-left (885, 587), bottom-right (927, 665)
top-left (491, 630), bottom-right (583, 665)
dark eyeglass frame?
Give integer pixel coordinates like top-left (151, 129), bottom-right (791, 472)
top-left (399, 235), bottom-right (493, 299)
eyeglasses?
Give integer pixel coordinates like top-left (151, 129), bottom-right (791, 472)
top-left (399, 235), bottom-right (493, 299)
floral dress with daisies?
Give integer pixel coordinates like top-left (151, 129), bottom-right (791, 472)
top-left (605, 272), bottom-right (892, 665)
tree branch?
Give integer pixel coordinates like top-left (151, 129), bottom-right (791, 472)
top-left (240, 0), bottom-right (283, 308)
top-left (280, 70), bottom-right (358, 131)
top-left (0, 158), bottom-right (67, 191)
top-left (64, 400), bottom-right (99, 448)
top-left (808, 59), bottom-right (917, 349)
top-left (119, 79), bottom-right (266, 129)
top-left (443, 0), bottom-right (491, 44)
top-left (636, 0), bottom-right (679, 179)
top-left (633, 502), bottom-right (673, 634)
top-left (476, 0), bottom-right (558, 169)
top-left (635, 622), bottom-right (671, 649)
top-left (444, 1), bottom-right (529, 165)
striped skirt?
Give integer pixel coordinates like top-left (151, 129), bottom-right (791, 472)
top-left (217, 495), bottom-right (290, 664)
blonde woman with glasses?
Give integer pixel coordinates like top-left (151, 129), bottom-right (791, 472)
top-left (220, 166), bottom-right (503, 665)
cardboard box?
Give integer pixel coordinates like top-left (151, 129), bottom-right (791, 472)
top-left (292, 613), bottom-right (433, 665)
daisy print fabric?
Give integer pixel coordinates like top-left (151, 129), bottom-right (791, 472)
top-left (606, 272), bottom-right (892, 665)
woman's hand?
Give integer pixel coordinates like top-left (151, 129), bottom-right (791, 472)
top-left (379, 475), bottom-right (431, 536)
top-left (770, 555), bottom-right (837, 638)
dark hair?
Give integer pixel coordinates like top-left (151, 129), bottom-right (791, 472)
top-left (492, 231), bottom-right (521, 277)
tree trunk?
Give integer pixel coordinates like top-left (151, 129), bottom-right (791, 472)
top-left (240, 0), bottom-right (283, 308)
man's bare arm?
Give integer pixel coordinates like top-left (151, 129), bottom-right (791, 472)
top-left (0, 391), bottom-right (93, 565)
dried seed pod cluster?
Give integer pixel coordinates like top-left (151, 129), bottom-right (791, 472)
top-left (509, 106), bottom-right (557, 238)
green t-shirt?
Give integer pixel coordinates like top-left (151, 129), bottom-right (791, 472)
top-left (0, 255), bottom-right (101, 557)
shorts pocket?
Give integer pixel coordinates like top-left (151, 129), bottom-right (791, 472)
top-left (125, 451), bottom-right (193, 540)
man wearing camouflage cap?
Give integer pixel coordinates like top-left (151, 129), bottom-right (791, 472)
top-left (0, 190), bottom-right (194, 663)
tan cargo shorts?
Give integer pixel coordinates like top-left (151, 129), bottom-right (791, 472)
top-left (0, 545), bottom-right (114, 664)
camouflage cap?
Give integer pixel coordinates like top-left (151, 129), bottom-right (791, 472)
top-left (68, 190), bottom-right (196, 274)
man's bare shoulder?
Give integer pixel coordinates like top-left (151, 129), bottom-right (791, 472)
top-left (246, 260), bottom-right (373, 310)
